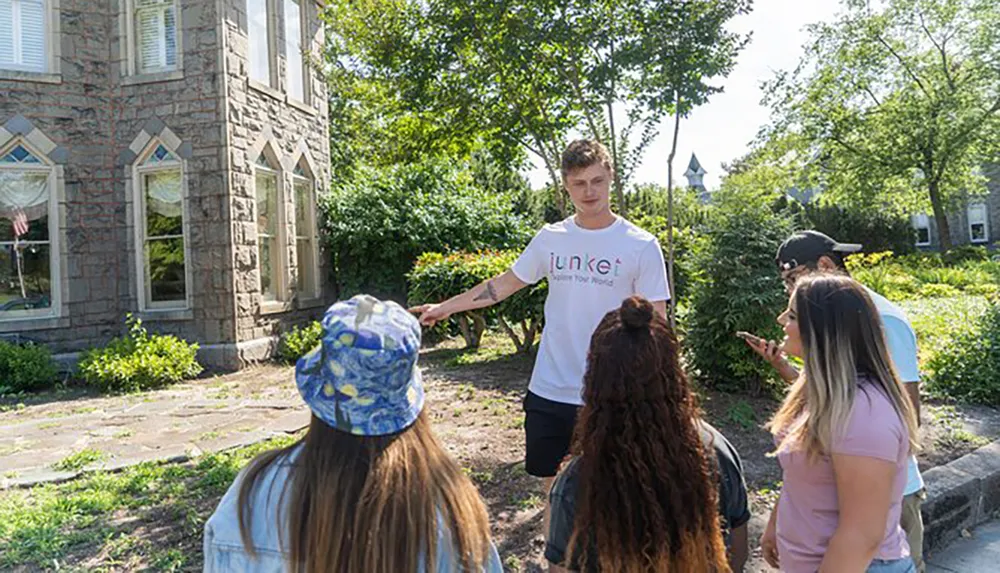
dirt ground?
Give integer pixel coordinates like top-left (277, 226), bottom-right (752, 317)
top-left (415, 335), bottom-right (1000, 571)
top-left (3, 332), bottom-right (998, 572)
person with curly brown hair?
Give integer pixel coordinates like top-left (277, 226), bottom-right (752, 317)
top-left (545, 296), bottom-right (750, 573)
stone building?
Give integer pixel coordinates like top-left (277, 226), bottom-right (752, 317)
top-left (0, 0), bottom-right (331, 369)
top-left (910, 166), bottom-right (1000, 251)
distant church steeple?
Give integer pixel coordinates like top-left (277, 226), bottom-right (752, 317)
top-left (683, 153), bottom-right (709, 202)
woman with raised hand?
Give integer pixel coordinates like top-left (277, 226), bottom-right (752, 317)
top-left (761, 274), bottom-right (918, 573)
top-left (203, 295), bottom-right (502, 573)
top-left (546, 295), bottom-right (750, 573)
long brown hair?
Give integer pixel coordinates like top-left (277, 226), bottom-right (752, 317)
top-left (237, 412), bottom-right (493, 572)
top-left (567, 296), bottom-right (729, 572)
top-left (768, 274), bottom-right (919, 461)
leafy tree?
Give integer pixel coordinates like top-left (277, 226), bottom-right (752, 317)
top-left (762, 0), bottom-right (1000, 251)
top-left (323, 0), bottom-right (750, 215)
top-left (320, 5), bottom-right (527, 180)
top-left (320, 159), bottom-right (532, 302)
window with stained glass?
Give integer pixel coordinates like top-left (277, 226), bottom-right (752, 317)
top-left (137, 141), bottom-right (187, 308)
top-left (0, 141), bottom-right (53, 317)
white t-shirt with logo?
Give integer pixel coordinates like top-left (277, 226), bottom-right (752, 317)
top-left (511, 216), bottom-right (670, 405)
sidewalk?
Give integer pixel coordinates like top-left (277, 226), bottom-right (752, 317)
top-left (0, 365), bottom-right (309, 488)
top-left (927, 519), bottom-right (1000, 573)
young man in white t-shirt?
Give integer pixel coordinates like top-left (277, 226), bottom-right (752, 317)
top-left (743, 230), bottom-right (927, 572)
top-left (411, 139), bottom-right (670, 484)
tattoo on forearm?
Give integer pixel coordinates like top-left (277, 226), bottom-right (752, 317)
top-left (473, 280), bottom-right (499, 302)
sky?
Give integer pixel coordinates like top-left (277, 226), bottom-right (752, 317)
top-left (526, 0), bottom-right (843, 191)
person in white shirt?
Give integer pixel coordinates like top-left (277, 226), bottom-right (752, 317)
top-left (410, 139), bottom-right (670, 502)
top-left (742, 230), bottom-right (927, 572)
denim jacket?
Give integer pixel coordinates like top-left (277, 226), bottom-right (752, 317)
top-left (203, 446), bottom-right (503, 572)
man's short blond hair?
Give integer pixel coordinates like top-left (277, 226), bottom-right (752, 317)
top-left (560, 139), bottom-right (614, 179)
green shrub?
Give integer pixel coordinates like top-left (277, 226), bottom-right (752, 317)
top-left (278, 321), bottom-right (323, 363)
top-left (320, 159), bottom-right (533, 302)
top-left (803, 203), bottom-right (916, 255)
top-left (917, 283), bottom-right (962, 299)
top-left (847, 251), bottom-right (1000, 302)
top-left (79, 315), bottom-right (202, 393)
top-left (684, 188), bottom-right (797, 395)
top-left (0, 340), bottom-right (58, 394)
top-left (899, 296), bottom-right (990, 366)
top-left (927, 299), bottom-right (1000, 405)
top-left (966, 283), bottom-right (1000, 297)
top-left (941, 245), bottom-right (990, 264)
top-left (408, 250), bottom-right (546, 351)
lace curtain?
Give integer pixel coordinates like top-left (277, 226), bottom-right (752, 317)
top-left (0, 171), bottom-right (48, 222)
top-left (146, 170), bottom-right (182, 218)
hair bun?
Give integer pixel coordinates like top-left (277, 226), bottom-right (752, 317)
top-left (620, 296), bottom-right (654, 330)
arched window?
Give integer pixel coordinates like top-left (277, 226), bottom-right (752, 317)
top-left (292, 157), bottom-right (317, 299)
top-left (134, 141), bottom-right (188, 309)
top-left (0, 141), bottom-right (56, 318)
top-left (254, 148), bottom-right (285, 302)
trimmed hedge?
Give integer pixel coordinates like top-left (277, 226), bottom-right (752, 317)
top-left (408, 250), bottom-right (546, 351)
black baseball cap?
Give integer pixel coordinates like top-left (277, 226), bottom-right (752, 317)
top-left (776, 231), bottom-right (862, 272)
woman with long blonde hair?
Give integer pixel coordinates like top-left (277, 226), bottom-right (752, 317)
top-left (761, 274), bottom-right (919, 573)
top-left (203, 295), bottom-right (502, 572)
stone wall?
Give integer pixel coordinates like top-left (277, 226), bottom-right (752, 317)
top-left (111, 0), bottom-right (236, 351)
top-left (221, 0), bottom-right (330, 363)
top-left (922, 441), bottom-right (1000, 555)
top-left (1, 0), bottom-right (122, 352)
top-left (1, 0), bottom-right (330, 369)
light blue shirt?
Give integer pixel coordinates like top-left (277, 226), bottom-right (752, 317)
top-left (203, 446), bottom-right (504, 572)
top-left (867, 288), bottom-right (925, 495)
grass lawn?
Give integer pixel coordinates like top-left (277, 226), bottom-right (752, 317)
top-left (2, 329), bottom-right (999, 572)
top-left (0, 436), bottom-right (298, 572)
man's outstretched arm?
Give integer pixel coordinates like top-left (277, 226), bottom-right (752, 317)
top-left (409, 270), bottom-right (528, 326)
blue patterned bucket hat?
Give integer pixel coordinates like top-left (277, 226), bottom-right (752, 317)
top-left (295, 294), bottom-right (425, 436)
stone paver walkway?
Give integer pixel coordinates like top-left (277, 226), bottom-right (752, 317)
top-left (928, 519), bottom-right (1000, 573)
top-left (0, 365), bottom-right (309, 488)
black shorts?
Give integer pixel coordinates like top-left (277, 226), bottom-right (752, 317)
top-left (523, 390), bottom-right (581, 478)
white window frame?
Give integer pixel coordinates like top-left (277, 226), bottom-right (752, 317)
top-left (246, 0), bottom-right (277, 88)
top-left (121, 0), bottom-right (183, 80)
top-left (283, 0), bottom-right (309, 104)
top-left (132, 141), bottom-right (191, 311)
top-left (291, 160), bottom-right (319, 301)
top-left (0, 139), bottom-right (60, 321)
top-left (912, 213), bottom-right (931, 247)
top-left (968, 202), bottom-right (989, 244)
top-left (0, 0), bottom-right (62, 82)
top-left (253, 148), bottom-right (289, 308)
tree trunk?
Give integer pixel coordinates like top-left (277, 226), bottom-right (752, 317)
top-left (928, 178), bottom-right (953, 252)
top-left (522, 318), bottom-right (538, 351)
top-left (498, 316), bottom-right (524, 352)
top-left (606, 34), bottom-right (626, 217)
top-left (665, 96), bottom-right (682, 329)
top-left (457, 313), bottom-right (486, 349)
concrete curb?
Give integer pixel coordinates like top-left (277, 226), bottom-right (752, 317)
top-left (922, 439), bottom-right (1000, 556)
